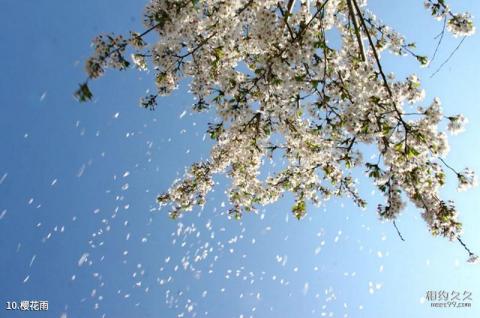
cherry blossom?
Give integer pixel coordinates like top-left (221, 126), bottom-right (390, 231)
top-left (78, 0), bottom-right (477, 253)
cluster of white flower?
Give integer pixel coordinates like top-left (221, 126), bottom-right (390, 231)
top-left (447, 13), bottom-right (476, 37)
top-left (456, 168), bottom-right (477, 192)
top-left (157, 162), bottom-right (214, 218)
top-left (80, 0), bottom-right (476, 240)
top-left (421, 97), bottom-right (442, 125)
top-left (424, 0), bottom-right (475, 37)
top-left (86, 34), bottom-right (130, 78)
top-left (467, 254), bottom-right (480, 264)
top-left (447, 114), bottom-right (468, 135)
top-left (424, 0), bottom-right (450, 20)
top-left (131, 53), bottom-right (148, 71)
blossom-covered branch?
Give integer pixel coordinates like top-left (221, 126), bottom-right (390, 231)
top-left (78, 0), bottom-right (477, 261)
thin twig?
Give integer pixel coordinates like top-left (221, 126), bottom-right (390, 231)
top-left (393, 220), bottom-right (405, 241)
top-left (430, 36), bottom-right (466, 78)
top-left (278, 0), bottom-right (296, 40)
top-left (457, 237), bottom-right (474, 256)
top-left (430, 16), bottom-right (447, 65)
top-left (438, 157), bottom-right (459, 175)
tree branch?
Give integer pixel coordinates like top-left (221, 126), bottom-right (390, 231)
top-left (393, 220), bottom-right (405, 241)
top-left (346, 0), bottom-right (367, 62)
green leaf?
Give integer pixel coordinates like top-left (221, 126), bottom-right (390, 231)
top-left (436, 172), bottom-right (446, 186)
top-left (207, 122), bottom-right (224, 140)
top-left (213, 46), bottom-right (224, 59)
top-left (410, 80), bottom-right (421, 89)
top-left (394, 142), bottom-right (404, 153)
top-left (74, 82), bottom-right (93, 102)
top-left (271, 77), bottom-right (282, 85)
top-left (360, 122), bottom-right (369, 134)
top-left (406, 146), bottom-right (420, 159)
top-left (382, 123), bottom-right (392, 136)
top-left (369, 96), bottom-right (381, 104)
top-left (416, 55), bottom-right (429, 66)
top-left (254, 68), bottom-right (263, 75)
top-left (294, 74), bottom-right (306, 82)
top-left (345, 157), bottom-right (352, 169)
top-left (292, 200), bottom-right (306, 220)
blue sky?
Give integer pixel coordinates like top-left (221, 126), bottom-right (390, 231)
top-left (1, 1), bottom-right (479, 317)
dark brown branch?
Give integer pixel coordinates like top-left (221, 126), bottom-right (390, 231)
top-left (346, 0), bottom-right (367, 62)
top-left (457, 237), bottom-right (474, 256)
top-left (393, 220), bottom-right (405, 241)
top-left (350, 0), bottom-right (410, 133)
top-left (176, 31), bottom-right (218, 59)
top-left (278, 1), bottom-right (296, 40)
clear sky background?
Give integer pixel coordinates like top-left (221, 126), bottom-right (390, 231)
top-left (1, 1), bottom-right (479, 317)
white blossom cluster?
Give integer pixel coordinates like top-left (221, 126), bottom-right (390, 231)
top-left (447, 114), bottom-right (468, 135)
top-left (80, 0), bottom-right (476, 240)
top-left (456, 168), bottom-right (477, 192)
top-left (467, 254), bottom-right (480, 264)
top-left (424, 0), bottom-right (475, 37)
